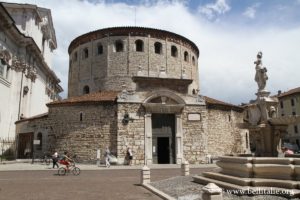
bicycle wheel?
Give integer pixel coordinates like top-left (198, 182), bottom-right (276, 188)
top-left (58, 167), bottom-right (66, 176)
top-left (45, 158), bottom-right (51, 165)
top-left (72, 167), bottom-right (80, 176)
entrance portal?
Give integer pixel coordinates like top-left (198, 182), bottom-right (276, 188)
top-left (152, 114), bottom-right (175, 164)
top-left (17, 132), bottom-right (33, 158)
top-left (157, 137), bottom-right (170, 163)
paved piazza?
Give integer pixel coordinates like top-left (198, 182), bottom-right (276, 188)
top-left (0, 164), bottom-right (215, 200)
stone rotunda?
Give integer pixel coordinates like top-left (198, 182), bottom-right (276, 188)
top-left (16, 27), bottom-right (248, 164)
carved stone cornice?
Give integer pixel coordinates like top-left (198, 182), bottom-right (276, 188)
top-left (11, 56), bottom-right (26, 72)
top-left (25, 65), bottom-right (37, 82)
top-left (0, 50), bottom-right (11, 64)
top-left (11, 56), bottom-right (37, 81)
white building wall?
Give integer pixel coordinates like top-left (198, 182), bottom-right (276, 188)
top-left (0, 3), bottom-right (62, 140)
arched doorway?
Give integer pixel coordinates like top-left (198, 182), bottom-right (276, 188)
top-left (143, 90), bottom-right (185, 164)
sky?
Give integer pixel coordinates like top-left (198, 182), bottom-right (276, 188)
top-left (4, 0), bottom-right (300, 105)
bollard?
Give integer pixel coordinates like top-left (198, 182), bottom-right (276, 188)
top-left (181, 160), bottom-right (189, 176)
top-left (141, 165), bottom-right (150, 185)
top-left (202, 183), bottom-right (223, 200)
top-left (206, 154), bottom-right (212, 164)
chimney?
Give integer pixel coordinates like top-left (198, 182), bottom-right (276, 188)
top-left (278, 90), bottom-right (282, 95)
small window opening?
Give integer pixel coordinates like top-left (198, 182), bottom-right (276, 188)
top-left (135, 40), bottom-right (144, 52)
top-left (154, 42), bottom-right (162, 54)
top-left (83, 85), bottom-right (90, 94)
top-left (291, 99), bottom-right (295, 106)
top-left (171, 45), bottom-right (178, 57)
top-left (97, 44), bottom-right (103, 55)
top-left (115, 40), bottom-right (124, 52)
top-left (184, 51), bottom-right (189, 62)
top-left (80, 113), bottom-right (83, 121)
top-left (83, 48), bottom-right (89, 59)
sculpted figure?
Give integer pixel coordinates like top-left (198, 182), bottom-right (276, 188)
top-left (254, 52), bottom-right (268, 91)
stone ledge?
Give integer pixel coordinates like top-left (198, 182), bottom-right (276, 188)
top-left (202, 172), bottom-right (251, 186)
top-left (142, 183), bottom-right (176, 200)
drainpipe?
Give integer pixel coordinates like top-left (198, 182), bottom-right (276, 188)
top-left (17, 70), bottom-right (24, 120)
top-left (17, 48), bottom-right (27, 120)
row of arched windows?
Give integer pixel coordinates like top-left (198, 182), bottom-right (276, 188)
top-left (72, 40), bottom-right (196, 65)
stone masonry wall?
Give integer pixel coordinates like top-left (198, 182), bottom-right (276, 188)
top-left (46, 103), bottom-right (118, 162)
top-left (207, 108), bottom-right (244, 157)
top-left (182, 105), bottom-right (208, 164)
top-left (68, 34), bottom-right (198, 97)
top-left (117, 103), bottom-right (145, 165)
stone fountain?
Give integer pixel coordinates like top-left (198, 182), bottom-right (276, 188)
top-left (193, 52), bottom-right (300, 197)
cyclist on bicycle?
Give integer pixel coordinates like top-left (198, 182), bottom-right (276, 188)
top-left (60, 151), bottom-right (73, 170)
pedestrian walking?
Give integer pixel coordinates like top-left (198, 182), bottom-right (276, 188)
top-left (126, 147), bottom-right (133, 166)
top-left (104, 146), bottom-right (111, 168)
top-left (52, 151), bottom-right (59, 168)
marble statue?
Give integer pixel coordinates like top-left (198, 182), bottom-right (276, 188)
top-left (254, 51), bottom-right (268, 91)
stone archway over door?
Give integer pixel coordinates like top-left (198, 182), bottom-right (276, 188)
top-left (143, 90), bottom-right (185, 165)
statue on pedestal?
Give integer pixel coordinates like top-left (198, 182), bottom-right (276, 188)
top-left (254, 52), bottom-right (268, 91)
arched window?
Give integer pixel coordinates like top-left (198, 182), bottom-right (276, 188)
top-left (171, 45), bottom-right (178, 57)
top-left (135, 40), bottom-right (144, 52)
top-left (83, 85), bottom-right (90, 94)
top-left (37, 132), bottom-right (42, 150)
top-left (115, 40), bottom-right (124, 52)
top-left (83, 48), bottom-right (89, 59)
top-left (184, 51), bottom-right (189, 62)
top-left (192, 56), bottom-right (195, 65)
top-left (154, 42), bottom-right (162, 54)
top-left (80, 112), bottom-right (83, 121)
top-left (97, 43), bottom-right (103, 55)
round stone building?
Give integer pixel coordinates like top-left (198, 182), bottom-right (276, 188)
top-left (16, 27), bottom-right (248, 164)
top-left (67, 27), bottom-right (199, 97)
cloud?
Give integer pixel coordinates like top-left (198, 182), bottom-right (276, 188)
top-left (198, 0), bottom-right (231, 20)
top-left (243, 3), bottom-right (260, 19)
top-left (3, 0), bottom-right (300, 105)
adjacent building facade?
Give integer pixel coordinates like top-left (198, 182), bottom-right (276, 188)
top-left (16, 27), bottom-right (249, 164)
top-left (277, 87), bottom-right (300, 150)
top-left (0, 3), bottom-right (62, 148)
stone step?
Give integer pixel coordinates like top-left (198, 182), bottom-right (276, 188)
top-left (202, 172), bottom-right (251, 186)
top-left (202, 172), bottom-right (300, 189)
top-left (252, 178), bottom-right (299, 189)
top-left (193, 175), bottom-right (246, 191)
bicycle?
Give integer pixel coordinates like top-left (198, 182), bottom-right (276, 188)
top-left (39, 153), bottom-right (51, 165)
top-left (58, 162), bottom-right (80, 176)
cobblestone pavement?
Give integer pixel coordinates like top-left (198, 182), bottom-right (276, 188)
top-left (150, 175), bottom-right (300, 200)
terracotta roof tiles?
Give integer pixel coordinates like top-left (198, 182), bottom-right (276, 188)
top-left (204, 96), bottom-right (243, 111)
top-left (47, 91), bottom-right (119, 106)
top-left (277, 87), bottom-right (300, 98)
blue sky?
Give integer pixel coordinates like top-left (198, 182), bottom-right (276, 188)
top-left (4, 0), bottom-right (300, 104)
